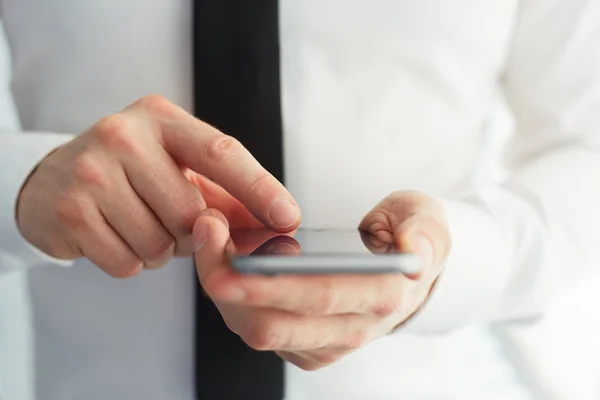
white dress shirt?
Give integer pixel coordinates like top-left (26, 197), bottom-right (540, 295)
top-left (1, 0), bottom-right (600, 399)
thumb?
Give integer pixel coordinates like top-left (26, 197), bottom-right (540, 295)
top-left (395, 215), bottom-right (445, 274)
top-left (194, 214), bottom-right (233, 287)
top-left (360, 191), bottom-right (451, 278)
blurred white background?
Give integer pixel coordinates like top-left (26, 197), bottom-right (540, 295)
top-left (480, 95), bottom-right (600, 400)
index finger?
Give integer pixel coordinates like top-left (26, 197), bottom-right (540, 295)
top-left (161, 116), bottom-right (300, 233)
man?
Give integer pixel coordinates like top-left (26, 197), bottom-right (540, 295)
top-left (1, 0), bottom-right (599, 399)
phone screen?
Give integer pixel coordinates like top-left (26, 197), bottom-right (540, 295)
top-left (246, 228), bottom-right (399, 256)
top-left (230, 228), bottom-right (420, 275)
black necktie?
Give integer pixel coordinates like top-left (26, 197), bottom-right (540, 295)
top-left (193, 1), bottom-right (285, 400)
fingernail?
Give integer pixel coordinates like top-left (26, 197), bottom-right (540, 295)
top-left (201, 209), bottom-right (219, 219)
top-left (268, 198), bottom-right (299, 228)
top-left (410, 235), bottom-right (434, 268)
top-left (200, 209), bottom-right (230, 230)
top-left (194, 221), bottom-right (209, 250)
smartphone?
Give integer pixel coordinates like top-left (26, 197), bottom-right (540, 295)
top-left (230, 228), bottom-right (421, 276)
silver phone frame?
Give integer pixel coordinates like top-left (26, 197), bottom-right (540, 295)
top-left (232, 254), bottom-right (421, 275)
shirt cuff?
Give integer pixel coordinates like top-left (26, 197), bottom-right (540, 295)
top-left (0, 133), bottom-right (76, 272)
top-left (398, 198), bottom-right (511, 334)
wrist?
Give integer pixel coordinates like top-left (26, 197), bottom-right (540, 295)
top-left (15, 146), bottom-right (62, 226)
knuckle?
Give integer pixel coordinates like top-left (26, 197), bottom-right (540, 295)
top-left (153, 235), bottom-right (176, 258)
top-left (242, 172), bottom-right (273, 202)
top-left (143, 236), bottom-right (176, 265)
top-left (244, 321), bottom-right (281, 351)
top-left (133, 94), bottom-right (174, 115)
top-left (71, 153), bottom-right (109, 189)
top-left (94, 114), bottom-right (128, 138)
top-left (295, 361), bottom-right (323, 371)
top-left (340, 331), bottom-right (369, 350)
top-left (174, 195), bottom-right (205, 233)
top-left (55, 192), bottom-right (91, 229)
top-left (93, 114), bottom-right (138, 153)
top-left (287, 357), bottom-right (319, 371)
top-left (107, 259), bottom-right (144, 279)
top-left (386, 191), bottom-right (421, 215)
top-left (45, 239), bottom-right (81, 260)
top-left (204, 135), bottom-right (243, 165)
top-left (310, 350), bottom-right (341, 367)
top-left (373, 290), bottom-right (404, 317)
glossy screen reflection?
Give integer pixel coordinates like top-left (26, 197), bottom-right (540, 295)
top-left (236, 228), bottom-right (400, 257)
top-left (230, 229), bottom-right (421, 276)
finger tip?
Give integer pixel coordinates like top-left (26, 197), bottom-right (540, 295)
top-left (193, 214), bottom-right (226, 236)
top-left (404, 234), bottom-right (435, 269)
top-left (198, 208), bottom-right (230, 230)
top-left (267, 197), bottom-right (302, 233)
top-left (394, 228), bottom-right (411, 250)
top-left (193, 215), bottom-right (231, 255)
top-left (270, 219), bottom-right (301, 234)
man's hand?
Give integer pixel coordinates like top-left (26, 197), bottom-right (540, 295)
top-left (16, 95), bottom-right (301, 277)
top-left (195, 190), bottom-right (451, 371)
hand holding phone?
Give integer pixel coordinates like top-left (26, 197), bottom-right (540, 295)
top-left (193, 190), bottom-right (448, 372)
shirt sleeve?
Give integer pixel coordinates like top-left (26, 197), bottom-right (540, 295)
top-left (402, 0), bottom-right (600, 333)
top-left (0, 132), bottom-right (76, 274)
